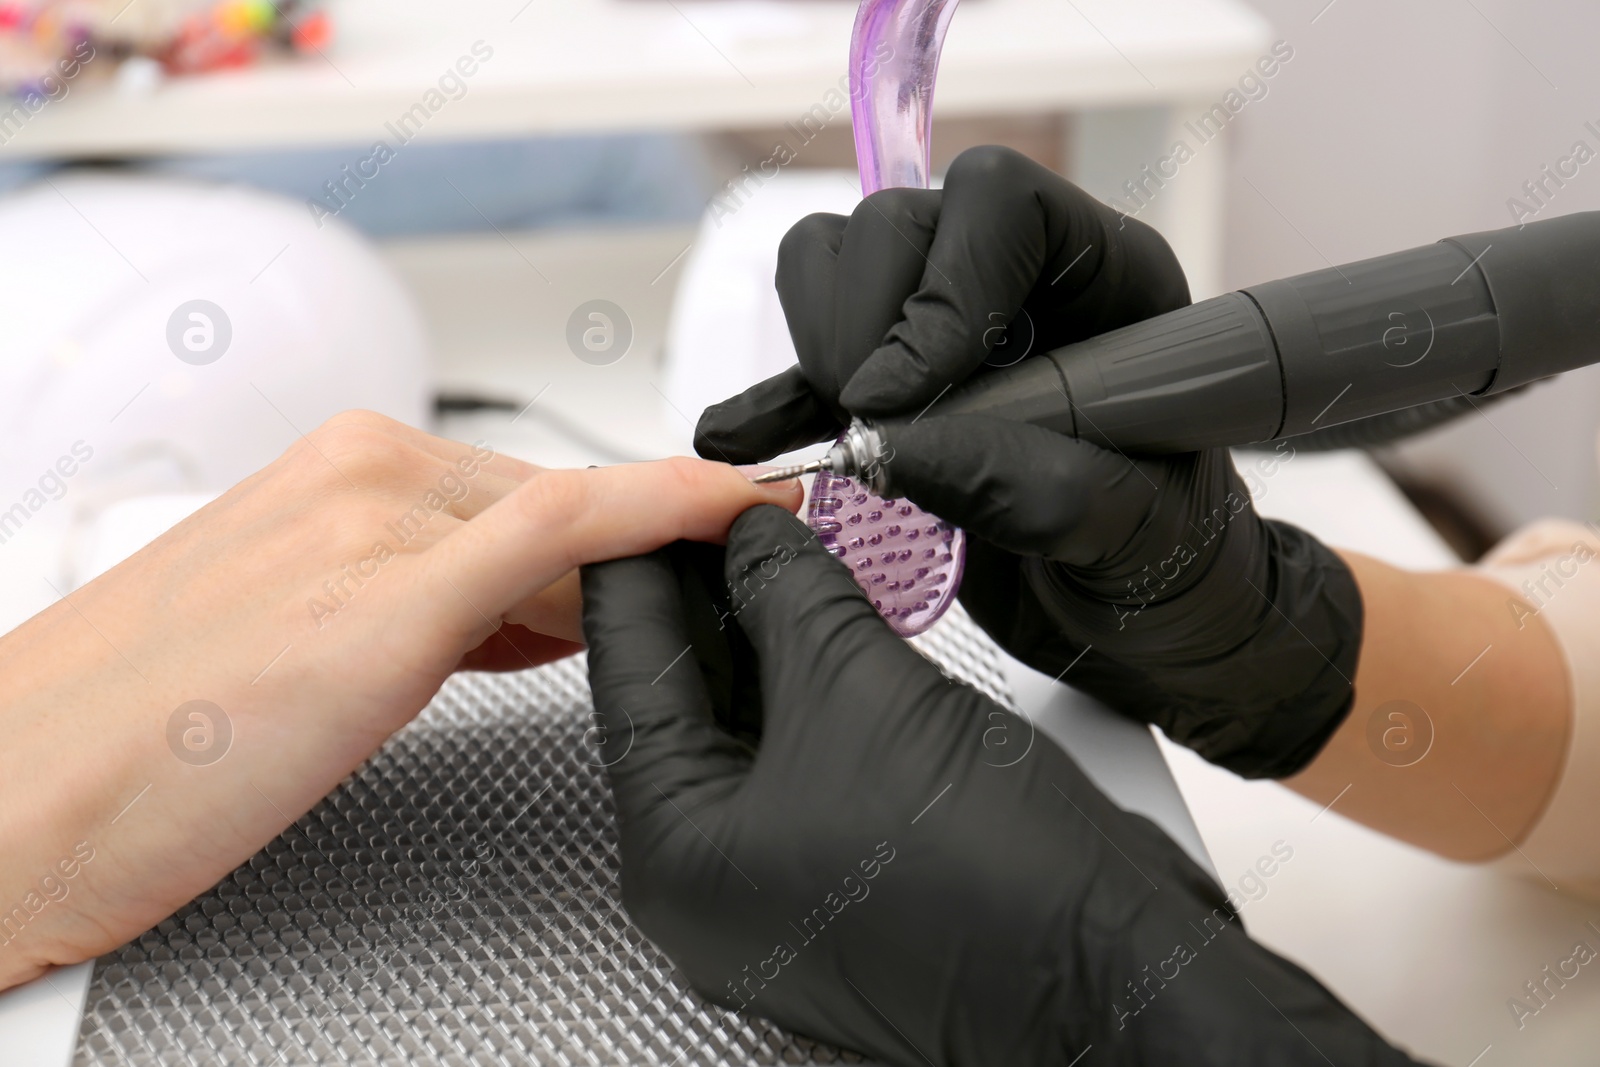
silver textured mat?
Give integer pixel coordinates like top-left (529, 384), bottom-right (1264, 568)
top-left (74, 607), bottom-right (1014, 1066)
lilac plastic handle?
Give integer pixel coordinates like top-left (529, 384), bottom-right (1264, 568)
top-left (806, 0), bottom-right (966, 638)
top-left (849, 0), bottom-right (961, 196)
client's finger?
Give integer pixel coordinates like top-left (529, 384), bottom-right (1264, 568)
top-left (426, 458), bottom-right (803, 629)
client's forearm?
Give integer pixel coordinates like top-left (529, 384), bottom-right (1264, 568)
top-left (1284, 551), bottom-right (1569, 861)
top-left (0, 591), bottom-right (371, 993)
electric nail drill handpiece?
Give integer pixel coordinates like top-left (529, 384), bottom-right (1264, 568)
top-left (754, 211), bottom-right (1600, 491)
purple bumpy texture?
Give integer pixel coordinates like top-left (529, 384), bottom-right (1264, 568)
top-left (809, 470), bottom-right (967, 635)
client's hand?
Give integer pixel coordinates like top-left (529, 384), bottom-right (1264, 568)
top-left (0, 410), bottom-right (801, 991)
top-left (580, 505), bottom-right (1423, 1066)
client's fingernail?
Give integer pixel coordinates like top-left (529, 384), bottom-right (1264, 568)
top-left (740, 464), bottom-right (792, 484)
top-left (739, 466), bottom-right (806, 505)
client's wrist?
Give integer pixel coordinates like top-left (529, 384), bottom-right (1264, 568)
top-left (0, 607), bottom-right (198, 988)
top-left (0, 669), bottom-right (135, 985)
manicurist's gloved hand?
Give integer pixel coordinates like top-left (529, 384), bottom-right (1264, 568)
top-left (580, 505), bottom-right (1423, 1066)
top-left (696, 145), bottom-right (1190, 461)
top-left (882, 423), bottom-right (1361, 780)
top-left (695, 145), bottom-right (1362, 779)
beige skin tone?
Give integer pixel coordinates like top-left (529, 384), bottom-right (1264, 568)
top-left (0, 411), bottom-right (802, 993)
top-left (1287, 552), bottom-right (1571, 863)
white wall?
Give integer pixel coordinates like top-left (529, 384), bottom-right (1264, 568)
top-left (1223, 0), bottom-right (1600, 536)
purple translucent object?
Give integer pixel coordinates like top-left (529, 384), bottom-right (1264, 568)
top-left (806, 0), bottom-right (966, 637)
top-left (847, 0), bottom-right (962, 195)
top-left (809, 485), bottom-right (964, 636)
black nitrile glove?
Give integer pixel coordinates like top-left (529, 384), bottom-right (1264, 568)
top-left (579, 505), bottom-right (1423, 1067)
top-left (880, 419), bottom-right (1361, 779)
top-left (694, 145), bottom-right (1362, 779)
top-left (695, 144), bottom-right (1190, 463)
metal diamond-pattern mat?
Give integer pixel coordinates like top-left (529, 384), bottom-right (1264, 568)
top-left (73, 606), bottom-right (1014, 1066)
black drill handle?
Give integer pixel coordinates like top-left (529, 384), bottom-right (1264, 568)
top-left (909, 211), bottom-right (1600, 454)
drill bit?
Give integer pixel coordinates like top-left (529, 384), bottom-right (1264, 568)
top-left (749, 458), bottom-right (827, 484)
top-left (744, 422), bottom-right (891, 489)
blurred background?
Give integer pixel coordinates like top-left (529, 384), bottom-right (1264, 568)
top-left (3, 0), bottom-right (1599, 1063)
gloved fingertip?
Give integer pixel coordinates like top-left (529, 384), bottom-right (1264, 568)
top-left (724, 504), bottom-right (818, 579)
top-left (578, 544), bottom-right (659, 593)
top-left (694, 368), bottom-right (842, 464)
top-left (693, 403), bottom-right (763, 465)
top-left (721, 505), bottom-right (893, 669)
top-left (722, 505), bottom-right (877, 618)
top-left (579, 549), bottom-right (674, 641)
top-left (836, 377), bottom-right (893, 417)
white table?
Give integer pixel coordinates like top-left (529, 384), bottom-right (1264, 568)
top-left (2, 0), bottom-right (1272, 295)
